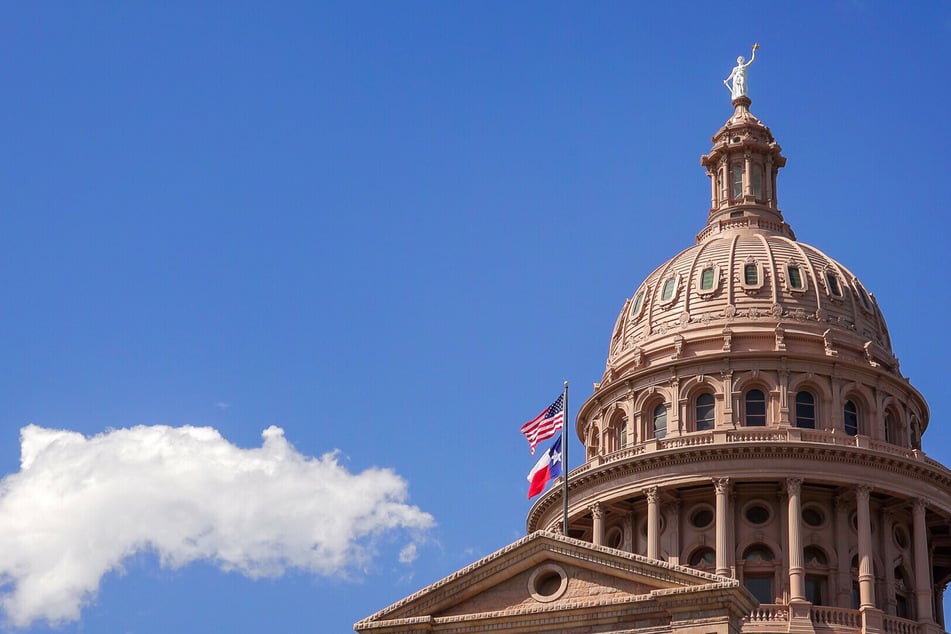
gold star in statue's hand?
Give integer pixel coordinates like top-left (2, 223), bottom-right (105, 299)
top-left (753, 43), bottom-right (760, 49)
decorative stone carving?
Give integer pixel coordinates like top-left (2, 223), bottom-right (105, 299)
top-left (823, 329), bottom-right (838, 357)
top-left (774, 326), bottom-right (786, 351)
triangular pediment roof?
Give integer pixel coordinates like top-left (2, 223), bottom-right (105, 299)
top-left (355, 531), bottom-right (755, 633)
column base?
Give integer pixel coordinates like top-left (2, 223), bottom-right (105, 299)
top-left (860, 606), bottom-right (883, 634)
top-left (787, 600), bottom-right (815, 634)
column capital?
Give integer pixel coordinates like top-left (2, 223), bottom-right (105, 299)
top-left (856, 485), bottom-right (872, 502)
top-left (713, 478), bottom-right (731, 495)
top-left (645, 486), bottom-right (659, 504)
top-left (786, 477), bottom-right (803, 496)
top-left (590, 502), bottom-right (603, 520)
top-left (913, 498), bottom-right (928, 513)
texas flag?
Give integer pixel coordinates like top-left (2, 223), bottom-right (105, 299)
top-left (527, 436), bottom-right (563, 498)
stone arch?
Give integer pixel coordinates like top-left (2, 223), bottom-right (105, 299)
top-left (603, 403), bottom-right (630, 454)
top-left (680, 376), bottom-right (722, 432)
top-left (682, 543), bottom-right (716, 570)
top-left (840, 386), bottom-right (873, 437)
top-left (634, 387), bottom-right (672, 441)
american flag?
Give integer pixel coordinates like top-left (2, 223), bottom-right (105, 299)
top-left (520, 394), bottom-right (565, 455)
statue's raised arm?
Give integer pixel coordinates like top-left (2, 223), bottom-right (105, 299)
top-left (724, 43), bottom-right (760, 101)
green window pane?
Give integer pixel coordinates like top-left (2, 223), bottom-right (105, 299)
top-left (744, 264), bottom-right (758, 285)
top-left (826, 271), bottom-right (841, 296)
top-left (631, 291), bottom-right (644, 316)
top-left (661, 279), bottom-right (675, 301)
top-left (788, 266), bottom-right (803, 289)
top-left (700, 268), bottom-right (715, 290)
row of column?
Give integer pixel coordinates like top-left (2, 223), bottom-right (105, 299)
top-left (585, 480), bottom-right (935, 623)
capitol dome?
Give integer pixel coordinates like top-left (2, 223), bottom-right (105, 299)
top-left (527, 95), bottom-right (944, 630)
top-left (360, 80), bottom-right (950, 634)
top-left (605, 97), bottom-right (895, 389)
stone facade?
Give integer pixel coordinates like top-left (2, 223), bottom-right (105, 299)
top-left (357, 97), bottom-right (947, 634)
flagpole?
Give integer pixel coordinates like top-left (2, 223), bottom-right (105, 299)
top-left (562, 380), bottom-right (569, 535)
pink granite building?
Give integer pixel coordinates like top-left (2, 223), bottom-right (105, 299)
top-left (356, 93), bottom-right (945, 634)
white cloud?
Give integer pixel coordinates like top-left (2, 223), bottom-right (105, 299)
top-left (0, 424), bottom-right (434, 628)
top-left (398, 543), bottom-right (418, 564)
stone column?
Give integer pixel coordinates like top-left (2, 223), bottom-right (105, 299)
top-left (714, 478), bottom-right (731, 576)
top-left (913, 499), bottom-right (934, 623)
top-left (624, 510), bottom-right (636, 553)
top-left (856, 485), bottom-right (875, 609)
top-left (667, 499), bottom-right (681, 565)
top-left (646, 487), bottom-right (660, 560)
top-left (744, 154), bottom-right (752, 198)
top-left (591, 502), bottom-right (604, 547)
top-left (787, 478), bottom-right (805, 601)
top-left (835, 496), bottom-right (852, 608)
top-left (936, 583), bottom-right (946, 629)
top-left (882, 510), bottom-right (897, 615)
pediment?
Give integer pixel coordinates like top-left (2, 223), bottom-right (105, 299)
top-left (356, 531), bottom-right (752, 633)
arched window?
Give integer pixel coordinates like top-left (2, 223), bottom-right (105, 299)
top-left (751, 163), bottom-right (764, 200)
top-left (745, 389), bottom-right (766, 426)
top-left (731, 163), bottom-right (744, 200)
top-left (700, 267), bottom-right (715, 290)
top-left (696, 393), bottom-right (715, 431)
top-left (844, 400), bottom-right (859, 436)
top-left (688, 547), bottom-right (716, 570)
top-left (742, 544), bottom-right (775, 604)
top-left (718, 167), bottom-right (727, 203)
top-left (587, 426), bottom-right (600, 460)
top-left (795, 391), bottom-right (816, 429)
top-left (619, 417), bottom-right (628, 448)
top-left (894, 567), bottom-right (913, 619)
top-left (804, 546), bottom-right (830, 606)
top-left (884, 411), bottom-right (901, 445)
top-left (652, 404), bottom-right (667, 439)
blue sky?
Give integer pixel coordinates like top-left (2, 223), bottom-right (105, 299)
top-left (0, 2), bottom-right (950, 632)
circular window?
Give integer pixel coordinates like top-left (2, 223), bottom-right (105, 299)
top-left (802, 506), bottom-right (826, 528)
top-left (894, 525), bottom-right (910, 549)
top-left (745, 503), bottom-right (771, 525)
top-left (528, 564), bottom-right (568, 603)
top-left (690, 506), bottom-right (714, 529)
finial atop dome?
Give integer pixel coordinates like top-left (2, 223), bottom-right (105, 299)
top-left (723, 43), bottom-right (760, 103)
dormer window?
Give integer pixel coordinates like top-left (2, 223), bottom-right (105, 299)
top-left (697, 264), bottom-right (720, 297)
top-left (662, 279), bottom-right (675, 301)
top-left (630, 289), bottom-right (646, 320)
top-left (854, 281), bottom-right (873, 311)
top-left (740, 259), bottom-right (765, 292)
top-left (659, 275), bottom-right (681, 305)
top-left (825, 270), bottom-right (843, 297)
top-left (744, 264), bottom-right (758, 285)
top-left (731, 164), bottom-right (743, 200)
top-left (786, 264), bottom-right (807, 292)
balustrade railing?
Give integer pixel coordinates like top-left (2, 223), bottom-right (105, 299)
top-left (810, 606), bottom-right (859, 628)
top-left (744, 604), bottom-right (788, 624)
top-left (882, 615), bottom-right (918, 634)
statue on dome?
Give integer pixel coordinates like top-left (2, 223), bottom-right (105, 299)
top-left (724, 43), bottom-right (759, 101)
